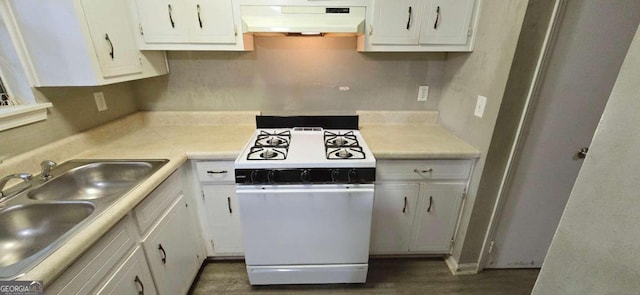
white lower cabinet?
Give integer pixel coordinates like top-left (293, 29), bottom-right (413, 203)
top-left (370, 160), bottom-right (471, 255)
top-left (96, 246), bottom-right (157, 295)
top-left (139, 194), bottom-right (201, 295)
top-left (193, 161), bottom-right (244, 256)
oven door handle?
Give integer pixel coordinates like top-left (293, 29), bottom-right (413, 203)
top-left (236, 185), bottom-right (374, 195)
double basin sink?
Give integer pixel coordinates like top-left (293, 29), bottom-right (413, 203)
top-left (0, 159), bottom-right (168, 280)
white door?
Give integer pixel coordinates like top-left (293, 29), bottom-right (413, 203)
top-left (410, 183), bottom-right (464, 253)
top-left (135, 0), bottom-right (190, 43)
top-left (419, 0), bottom-right (474, 45)
top-left (187, 0), bottom-right (236, 43)
top-left (202, 184), bottom-right (243, 254)
top-left (237, 185), bottom-right (374, 265)
top-left (81, 0), bottom-right (142, 77)
top-left (370, 0), bottom-right (425, 45)
top-left (370, 183), bottom-right (419, 254)
top-left (486, 0), bottom-right (640, 268)
top-left (143, 196), bottom-right (199, 295)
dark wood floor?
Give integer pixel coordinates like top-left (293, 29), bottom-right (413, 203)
top-left (190, 258), bottom-right (539, 294)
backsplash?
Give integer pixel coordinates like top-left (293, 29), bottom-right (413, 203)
top-left (132, 37), bottom-right (445, 113)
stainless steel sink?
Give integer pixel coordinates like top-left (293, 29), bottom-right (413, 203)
top-left (0, 203), bottom-right (94, 268)
top-left (0, 159), bottom-right (168, 279)
top-left (28, 161), bottom-right (161, 201)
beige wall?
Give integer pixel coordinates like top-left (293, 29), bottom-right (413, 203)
top-left (0, 83), bottom-right (137, 161)
top-left (436, 0), bottom-right (530, 264)
top-left (132, 37), bottom-right (445, 113)
top-left (533, 24), bottom-right (640, 294)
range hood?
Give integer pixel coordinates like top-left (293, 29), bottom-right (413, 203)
top-left (240, 6), bottom-right (365, 35)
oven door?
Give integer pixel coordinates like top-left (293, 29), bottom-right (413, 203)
top-left (236, 184), bottom-right (374, 266)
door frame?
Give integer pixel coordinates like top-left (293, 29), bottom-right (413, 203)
top-left (477, 0), bottom-right (566, 271)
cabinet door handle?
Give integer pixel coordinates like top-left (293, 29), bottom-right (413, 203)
top-left (427, 196), bottom-right (433, 213)
top-left (402, 196), bottom-right (407, 213)
top-left (134, 275), bottom-right (145, 295)
top-left (158, 244), bottom-right (167, 264)
top-left (413, 168), bottom-right (433, 174)
top-left (207, 170), bottom-right (228, 174)
top-left (227, 197), bottom-right (233, 214)
top-left (104, 34), bottom-right (114, 59)
top-left (197, 4), bottom-right (203, 28)
top-left (434, 6), bottom-right (441, 29)
top-left (168, 4), bottom-right (175, 28)
top-left (406, 6), bottom-right (412, 30)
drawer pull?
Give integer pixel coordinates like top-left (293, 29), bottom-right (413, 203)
top-left (134, 275), bottom-right (145, 295)
top-left (207, 170), bottom-right (228, 174)
top-left (427, 196), bottom-right (433, 213)
top-left (158, 244), bottom-right (167, 264)
top-left (413, 168), bottom-right (433, 174)
top-left (402, 196), bottom-right (407, 213)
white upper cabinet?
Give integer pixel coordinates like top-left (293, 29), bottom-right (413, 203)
top-left (419, 0), bottom-right (475, 45)
top-left (361, 0), bottom-right (478, 52)
top-left (134, 0), bottom-right (250, 50)
top-left (3, 0), bottom-right (168, 87)
top-left (370, 0), bottom-right (425, 45)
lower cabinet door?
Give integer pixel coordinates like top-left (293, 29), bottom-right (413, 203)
top-left (142, 195), bottom-right (200, 295)
top-left (370, 183), bottom-right (420, 254)
top-left (410, 183), bottom-right (465, 253)
top-left (202, 184), bottom-right (244, 255)
top-left (96, 246), bottom-right (157, 295)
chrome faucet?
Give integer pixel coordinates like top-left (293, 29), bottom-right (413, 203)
top-left (40, 160), bottom-right (57, 180)
top-left (0, 173), bottom-right (33, 200)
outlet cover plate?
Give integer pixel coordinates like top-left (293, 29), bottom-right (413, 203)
top-left (418, 86), bottom-right (429, 102)
top-left (94, 92), bottom-right (107, 112)
top-left (475, 95), bottom-right (487, 118)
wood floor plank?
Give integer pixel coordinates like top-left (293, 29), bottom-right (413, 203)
top-left (190, 258), bottom-right (539, 294)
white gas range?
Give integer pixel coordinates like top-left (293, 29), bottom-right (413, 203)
top-left (234, 115), bottom-right (376, 285)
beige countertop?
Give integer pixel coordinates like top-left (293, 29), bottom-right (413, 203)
top-left (1, 111), bottom-right (479, 284)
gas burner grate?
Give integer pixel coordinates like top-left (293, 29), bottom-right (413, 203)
top-left (324, 131), bottom-right (364, 159)
top-left (255, 130), bottom-right (291, 148)
top-left (326, 147), bottom-right (366, 160)
top-left (247, 147), bottom-right (288, 160)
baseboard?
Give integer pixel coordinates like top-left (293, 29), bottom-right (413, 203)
top-left (444, 255), bottom-right (478, 275)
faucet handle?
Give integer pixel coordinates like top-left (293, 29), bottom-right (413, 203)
top-left (40, 160), bottom-right (57, 180)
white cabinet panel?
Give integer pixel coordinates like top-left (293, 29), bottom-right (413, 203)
top-left (135, 0), bottom-right (190, 43)
top-left (81, 0), bottom-right (142, 77)
top-left (370, 0), bottom-right (425, 45)
top-left (419, 0), bottom-right (475, 45)
top-left (96, 247), bottom-right (157, 295)
top-left (189, 0), bottom-right (236, 43)
top-left (202, 184), bottom-right (244, 254)
top-left (410, 183), bottom-right (465, 253)
top-left (370, 183), bottom-right (419, 254)
top-left (142, 195), bottom-right (200, 295)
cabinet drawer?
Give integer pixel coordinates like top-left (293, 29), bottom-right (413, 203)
top-left (133, 171), bottom-right (182, 235)
top-left (47, 216), bottom-right (136, 294)
top-left (195, 161), bottom-right (235, 183)
top-left (377, 160), bottom-right (473, 181)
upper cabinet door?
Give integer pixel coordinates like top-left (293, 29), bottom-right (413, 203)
top-left (81, 0), bottom-right (142, 78)
top-left (371, 0), bottom-right (426, 45)
top-left (187, 0), bottom-right (236, 43)
top-left (419, 0), bottom-right (475, 45)
top-left (135, 0), bottom-right (190, 43)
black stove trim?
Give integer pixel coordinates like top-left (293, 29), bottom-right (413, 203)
top-left (256, 115), bottom-right (359, 130)
top-left (235, 168), bottom-right (375, 184)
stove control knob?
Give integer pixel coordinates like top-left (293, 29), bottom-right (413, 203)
top-left (267, 170), bottom-right (277, 183)
top-left (300, 169), bottom-right (311, 183)
top-left (330, 169), bottom-right (340, 183)
top-left (249, 170), bottom-right (259, 184)
top-left (348, 169), bottom-right (358, 183)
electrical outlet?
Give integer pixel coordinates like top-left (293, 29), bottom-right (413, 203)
top-left (417, 86), bottom-right (429, 102)
top-left (94, 92), bottom-right (107, 112)
top-left (474, 95), bottom-right (487, 118)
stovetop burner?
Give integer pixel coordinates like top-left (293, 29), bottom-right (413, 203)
top-left (324, 131), bottom-right (365, 160)
top-left (248, 130), bottom-right (291, 160)
top-left (247, 147), bottom-right (287, 160)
